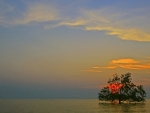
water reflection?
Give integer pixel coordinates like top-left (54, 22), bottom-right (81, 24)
top-left (99, 102), bottom-right (147, 113)
top-left (0, 99), bottom-right (149, 113)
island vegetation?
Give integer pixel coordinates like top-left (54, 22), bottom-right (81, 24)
top-left (98, 73), bottom-right (146, 104)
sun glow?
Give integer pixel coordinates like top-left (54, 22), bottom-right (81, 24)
top-left (109, 84), bottom-right (122, 94)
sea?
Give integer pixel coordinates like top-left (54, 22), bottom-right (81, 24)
top-left (0, 99), bottom-right (149, 113)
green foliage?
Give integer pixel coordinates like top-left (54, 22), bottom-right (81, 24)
top-left (98, 73), bottom-right (146, 104)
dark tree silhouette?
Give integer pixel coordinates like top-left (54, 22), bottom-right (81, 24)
top-left (98, 73), bottom-right (146, 104)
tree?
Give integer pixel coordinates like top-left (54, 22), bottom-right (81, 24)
top-left (98, 73), bottom-right (146, 104)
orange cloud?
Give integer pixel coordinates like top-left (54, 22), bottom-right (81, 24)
top-left (81, 66), bottom-right (102, 73)
top-left (82, 58), bottom-right (150, 73)
top-left (82, 70), bottom-right (101, 73)
top-left (82, 65), bottom-right (117, 73)
top-left (111, 58), bottom-right (138, 64)
top-left (111, 58), bottom-right (150, 70)
top-left (119, 64), bottom-right (150, 70)
top-left (93, 66), bottom-right (100, 69)
top-left (101, 66), bottom-right (117, 69)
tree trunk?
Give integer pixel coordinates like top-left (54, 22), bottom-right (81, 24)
top-left (119, 99), bottom-right (121, 104)
top-left (119, 89), bottom-right (121, 104)
top-left (118, 94), bottom-right (121, 104)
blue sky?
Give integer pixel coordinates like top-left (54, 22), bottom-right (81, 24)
top-left (0, 0), bottom-right (150, 99)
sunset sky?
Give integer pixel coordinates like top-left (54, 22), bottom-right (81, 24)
top-left (0, 0), bottom-right (150, 99)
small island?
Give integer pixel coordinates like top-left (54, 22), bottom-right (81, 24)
top-left (98, 73), bottom-right (146, 104)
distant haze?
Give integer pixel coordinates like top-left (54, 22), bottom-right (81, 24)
top-left (0, 0), bottom-right (150, 99)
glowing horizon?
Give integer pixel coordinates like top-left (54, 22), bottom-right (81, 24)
top-left (0, 0), bottom-right (150, 98)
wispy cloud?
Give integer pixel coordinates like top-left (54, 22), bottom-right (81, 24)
top-left (15, 3), bottom-right (59, 24)
top-left (93, 66), bottom-right (100, 69)
top-left (108, 28), bottom-right (150, 42)
top-left (81, 65), bottom-right (116, 73)
top-left (101, 66), bottom-right (117, 69)
top-left (56, 8), bottom-right (150, 42)
top-left (59, 20), bottom-right (87, 27)
top-left (1, 1), bottom-right (150, 42)
top-left (81, 66), bottom-right (101, 73)
top-left (86, 26), bottom-right (150, 42)
top-left (0, 1), bottom-right (14, 25)
top-left (0, 1), bottom-right (14, 14)
top-left (82, 69), bottom-right (101, 73)
top-left (44, 19), bottom-right (87, 29)
top-left (119, 64), bottom-right (150, 70)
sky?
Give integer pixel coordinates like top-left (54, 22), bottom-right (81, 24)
top-left (0, 0), bottom-right (150, 99)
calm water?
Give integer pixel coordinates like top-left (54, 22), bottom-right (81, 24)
top-left (0, 99), bottom-right (149, 113)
